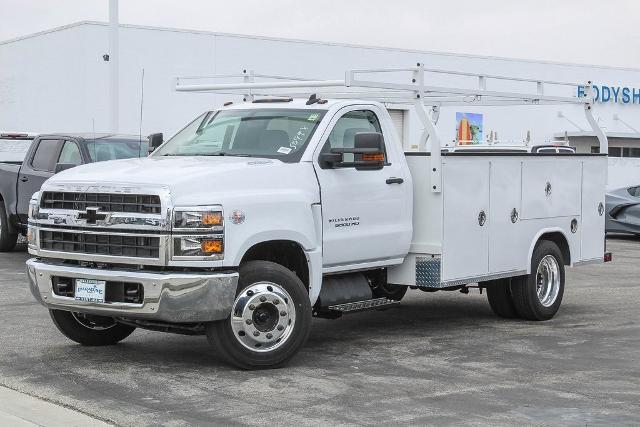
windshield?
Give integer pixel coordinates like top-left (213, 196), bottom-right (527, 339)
top-left (154, 108), bottom-right (326, 162)
top-left (86, 139), bottom-right (149, 162)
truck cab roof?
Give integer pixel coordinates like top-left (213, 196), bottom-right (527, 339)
top-left (219, 98), bottom-right (379, 111)
top-left (38, 133), bottom-right (145, 142)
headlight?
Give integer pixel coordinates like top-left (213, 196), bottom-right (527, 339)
top-left (173, 207), bottom-right (223, 231)
top-left (172, 206), bottom-right (224, 260)
top-left (173, 236), bottom-right (224, 259)
top-left (28, 193), bottom-right (40, 220)
top-left (27, 226), bottom-right (37, 248)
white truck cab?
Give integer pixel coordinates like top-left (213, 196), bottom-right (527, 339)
top-left (26, 67), bottom-right (610, 369)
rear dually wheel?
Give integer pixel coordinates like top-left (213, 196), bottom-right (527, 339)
top-left (510, 241), bottom-right (565, 321)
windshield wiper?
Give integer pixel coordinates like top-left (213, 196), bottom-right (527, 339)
top-left (200, 152), bottom-right (251, 157)
top-left (162, 152), bottom-right (251, 157)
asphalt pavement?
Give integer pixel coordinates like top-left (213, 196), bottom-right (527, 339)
top-left (0, 237), bottom-right (638, 426)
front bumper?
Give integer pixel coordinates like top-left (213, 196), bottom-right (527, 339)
top-left (26, 258), bottom-right (238, 323)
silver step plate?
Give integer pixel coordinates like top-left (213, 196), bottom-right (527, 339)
top-left (328, 297), bottom-right (400, 313)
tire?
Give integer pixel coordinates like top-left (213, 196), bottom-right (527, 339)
top-left (484, 278), bottom-right (519, 318)
top-left (371, 281), bottom-right (408, 301)
top-left (510, 241), bottom-right (565, 321)
top-left (206, 261), bottom-right (312, 370)
top-left (369, 269), bottom-right (407, 301)
top-left (0, 200), bottom-right (18, 252)
top-left (49, 310), bottom-right (136, 346)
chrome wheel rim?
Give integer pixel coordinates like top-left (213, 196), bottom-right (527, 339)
top-left (230, 282), bottom-right (296, 352)
top-left (71, 312), bottom-right (117, 330)
top-left (536, 255), bottom-right (560, 307)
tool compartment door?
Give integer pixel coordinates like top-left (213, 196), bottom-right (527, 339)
top-left (521, 159), bottom-right (581, 219)
top-left (489, 159), bottom-right (524, 273)
top-left (441, 158), bottom-right (490, 281)
top-left (580, 157), bottom-right (607, 261)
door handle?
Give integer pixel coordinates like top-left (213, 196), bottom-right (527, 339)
top-left (386, 177), bottom-right (404, 185)
top-left (19, 176), bottom-right (28, 182)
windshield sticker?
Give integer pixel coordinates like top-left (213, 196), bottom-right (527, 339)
top-left (277, 146), bottom-right (292, 155)
top-left (308, 113), bottom-right (320, 122)
top-left (290, 125), bottom-right (310, 151)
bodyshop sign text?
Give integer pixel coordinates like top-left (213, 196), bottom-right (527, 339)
top-left (577, 85), bottom-right (640, 105)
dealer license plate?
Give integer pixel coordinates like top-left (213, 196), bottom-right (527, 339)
top-left (74, 279), bottom-right (106, 303)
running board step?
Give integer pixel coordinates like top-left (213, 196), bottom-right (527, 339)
top-left (328, 297), bottom-right (400, 313)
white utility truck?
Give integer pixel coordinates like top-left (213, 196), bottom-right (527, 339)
top-left (26, 66), bottom-right (610, 369)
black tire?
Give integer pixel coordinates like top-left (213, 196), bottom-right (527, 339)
top-left (369, 269), bottom-right (407, 301)
top-left (371, 282), bottom-right (408, 301)
top-left (371, 284), bottom-right (409, 301)
top-left (0, 200), bottom-right (18, 252)
top-left (206, 261), bottom-right (312, 370)
top-left (484, 278), bottom-right (519, 318)
top-left (49, 309), bottom-right (136, 346)
top-left (510, 241), bottom-right (565, 321)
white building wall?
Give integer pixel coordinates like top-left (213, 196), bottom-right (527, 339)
top-left (2, 21), bottom-right (640, 152)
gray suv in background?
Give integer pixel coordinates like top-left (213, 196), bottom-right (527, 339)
top-left (0, 133), bottom-right (151, 251)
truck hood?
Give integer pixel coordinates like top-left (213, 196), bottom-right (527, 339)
top-left (44, 156), bottom-right (320, 206)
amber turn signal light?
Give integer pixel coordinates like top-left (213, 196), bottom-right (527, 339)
top-left (362, 153), bottom-right (385, 162)
top-left (202, 212), bottom-right (223, 226)
top-left (201, 239), bottom-right (223, 254)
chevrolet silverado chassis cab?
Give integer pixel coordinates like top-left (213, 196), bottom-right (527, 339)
top-left (26, 67), bottom-right (610, 369)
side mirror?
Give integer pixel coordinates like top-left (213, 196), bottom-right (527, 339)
top-left (148, 133), bottom-right (164, 153)
top-left (319, 132), bottom-right (386, 170)
top-left (54, 163), bottom-right (77, 173)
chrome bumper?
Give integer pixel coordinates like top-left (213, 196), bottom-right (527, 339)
top-left (26, 258), bottom-right (238, 323)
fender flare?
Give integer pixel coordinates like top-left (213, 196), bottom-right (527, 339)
top-left (525, 227), bottom-right (571, 274)
top-left (232, 231), bottom-right (323, 306)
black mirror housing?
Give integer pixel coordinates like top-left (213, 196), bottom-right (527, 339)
top-left (54, 163), bottom-right (77, 173)
top-left (148, 133), bottom-right (164, 153)
top-left (354, 132), bottom-right (384, 152)
top-left (319, 132), bottom-right (386, 170)
top-left (319, 152), bottom-right (342, 169)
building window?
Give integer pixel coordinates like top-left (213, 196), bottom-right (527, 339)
top-left (590, 146), bottom-right (640, 157)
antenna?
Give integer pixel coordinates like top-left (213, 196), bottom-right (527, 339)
top-left (91, 118), bottom-right (96, 161)
top-left (139, 68), bottom-right (145, 156)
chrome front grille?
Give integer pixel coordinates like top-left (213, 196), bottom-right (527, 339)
top-left (31, 185), bottom-right (172, 265)
top-left (40, 192), bottom-right (162, 214)
top-left (40, 230), bottom-right (161, 258)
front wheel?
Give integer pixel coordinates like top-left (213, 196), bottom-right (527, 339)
top-left (206, 261), bottom-right (312, 370)
top-left (49, 310), bottom-right (136, 345)
top-left (510, 241), bottom-right (565, 321)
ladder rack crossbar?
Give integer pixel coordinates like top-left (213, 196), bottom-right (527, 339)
top-left (175, 66), bottom-right (588, 106)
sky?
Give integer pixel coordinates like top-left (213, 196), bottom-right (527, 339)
top-left (0, 0), bottom-right (639, 69)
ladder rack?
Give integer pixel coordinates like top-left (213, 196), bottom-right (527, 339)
top-left (174, 64), bottom-right (608, 193)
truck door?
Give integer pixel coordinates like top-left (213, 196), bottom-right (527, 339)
top-left (16, 138), bottom-right (62, 222)
top-left (313, 107), bottom-right (412, 269)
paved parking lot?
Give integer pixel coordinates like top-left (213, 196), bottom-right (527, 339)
top-left (0, 237), bottom-right (639, 426)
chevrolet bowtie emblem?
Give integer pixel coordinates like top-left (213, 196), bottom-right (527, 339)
top-left (79, 207), bottom-right (107, 224)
